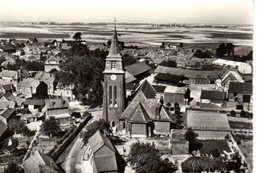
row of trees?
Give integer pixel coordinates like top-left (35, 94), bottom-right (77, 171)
top-left (4, 58), bottom-right (44, 71)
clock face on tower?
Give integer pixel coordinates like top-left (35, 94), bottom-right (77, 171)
top-left (110, 74), bottom-right (117, 80)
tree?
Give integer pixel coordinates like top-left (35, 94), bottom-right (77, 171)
top-left (216, 43), bottom-right (227, 57)
top-left (72, 32), bottom-right (82, 43)
top-left (226, 43), bottom-right (235, 56)
top-left (184, 128), bottom-right (202, 153)
top-left (159, 59), bottom-right (177, 67)
top-left (122, 54), bottom-right (137, 66)
top-left (127, 141), bottom-right (177, 173)
top-left (3, 162), bottom-right (24, 173)
top-left (9, 119), bottom-right (35, 136)
top-left (42, 117), bottom-right (62, 137)
top-left (174, 103), bottom-right (180, 115)
top-left (57, 45), bottom-right (107, 106)
top-left (230, 110), bottom-right (236, 117)
top-left (82, 119), bottom-right (112, 144)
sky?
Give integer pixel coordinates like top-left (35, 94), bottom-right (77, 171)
top-left (0, 0), bottom-right (254, 24)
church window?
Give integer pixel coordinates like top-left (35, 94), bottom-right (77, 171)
top-left (109, 86), bottom-right (113, 106)
top-left (111, 61), bottom-right (117, 69)
top-left (114, 86), bottom-right (117, 107)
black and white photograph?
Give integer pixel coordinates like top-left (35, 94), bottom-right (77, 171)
top-left (0, 0), bottom-right (256, 172)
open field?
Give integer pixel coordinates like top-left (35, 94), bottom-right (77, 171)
top-left (0, 23), bottom-right (253, 47)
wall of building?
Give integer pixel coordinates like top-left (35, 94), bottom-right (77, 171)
top-left (131, 123), bottom-right (147, 136)
top-left (154, 121), bottom-right (170, 134)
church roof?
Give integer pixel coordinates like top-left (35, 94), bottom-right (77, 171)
top-left (128, 103), bottom-right (151, 123)
top-left (108, 27), bottom-right (121, 57)
top-left (158, 106), bottom-right (174, 122)
top-left (136, 80), bottom-right (157, 99)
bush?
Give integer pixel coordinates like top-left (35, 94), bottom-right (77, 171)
top-left (230, 110), bottom-right (236, 117)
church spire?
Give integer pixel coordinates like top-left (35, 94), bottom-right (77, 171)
top-left (108, 18), bottom-right (121, 57)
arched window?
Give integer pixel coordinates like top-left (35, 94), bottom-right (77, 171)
top-left (109, 86), bottom-right (112, 106)
top-left (114, 86), bottom-right (117, 107)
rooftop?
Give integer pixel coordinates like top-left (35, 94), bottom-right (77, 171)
top-left (187, 110), bottom-right (230, 131)
top-left (200, 90), bottom-right (226, 101)
top-left (228, 82), bottom-right (252, 94)
top-left (125, 61), bottom-right (151, 77)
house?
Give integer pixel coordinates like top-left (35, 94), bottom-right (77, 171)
top-left (0, 70), bottom-right (21, 87)
top-left (34, 71), bottom-right (55, 95)
top-left (125, 61), bottom-right (151, 80)
top-left (0, 45), bottom-right (16, 53)
top-left (0, 108), bottom-right (16, 123)
top-left (154, 73), bottom-right (188, 86)
top-left (119, 80), bottom-right (176, 137)
top-left (84, 130), bottom-right (118, 173)
top-left (44, 56), bottom-right (61, 72)
top-left (212, 59), bottom-right (252, 74)
top-left (164, 86), bottom-right (186, 105)
top-left (52, 83), bottom-right (74, 99)
top-left (215, 68), bottom-right (244, 92)
top-left (0, 100), bottom-right (15, 110)
top-left (186, 110), bottom-right (231, 139)
top-left (23, 150), bottom-right (62, 173)
top-left (45, 98), bottom-right (70, 126)
top-left (17, 78), bottom-right (40, 98)
top-left (23, 98), bottom-right (45, 111)
top-left (0, 120), bottom-right (8, 140)
top-left (228, 82), bottom-right (252, 111)
top-left (0, 92), bottom-right (25, 107)
top-left (154, 66), bottom-right (222, 85)
top-left (200, 90), bottom-right (226, 108)
top-left (0, 84), bottom-right (15, 94)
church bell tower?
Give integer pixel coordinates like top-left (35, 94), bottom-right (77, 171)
top-left (102, 24), bottom-right (125, 128)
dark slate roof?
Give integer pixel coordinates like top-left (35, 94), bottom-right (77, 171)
top-left (125, 82), bottom-right (135, 90)
top-left (152, 85), bottom-right (166, 93)
top-left (200, 90), bottom-right (226, 101)
top-left (24, 99), bottom-right (45, 106)
top-left (158, 106), bottom-right (174, 122)
top-left (154, 73), bottom-right (188, 83)
top-left (125, 62), bottom-right (151, 76)
top-left (0, 120), bottom-right (8, 138)
top-left (0, 108), bottom-right (15, 120)
top-left (128, 103), bottom-right (151, 123)
top-left (137, 80), bottom-right (157, 99)
top-left (229, 82), bottom-right (252, 94)
top-left (2, 84), bottom-right (13, 91)
top-left (155, 65), bottom-right (221, 80)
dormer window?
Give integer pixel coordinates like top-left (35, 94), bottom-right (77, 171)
top-left (111, 61), bottom-right (117, 69)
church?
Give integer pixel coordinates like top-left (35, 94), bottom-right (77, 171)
top-left (102, 26), bottom-right (176, 137)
